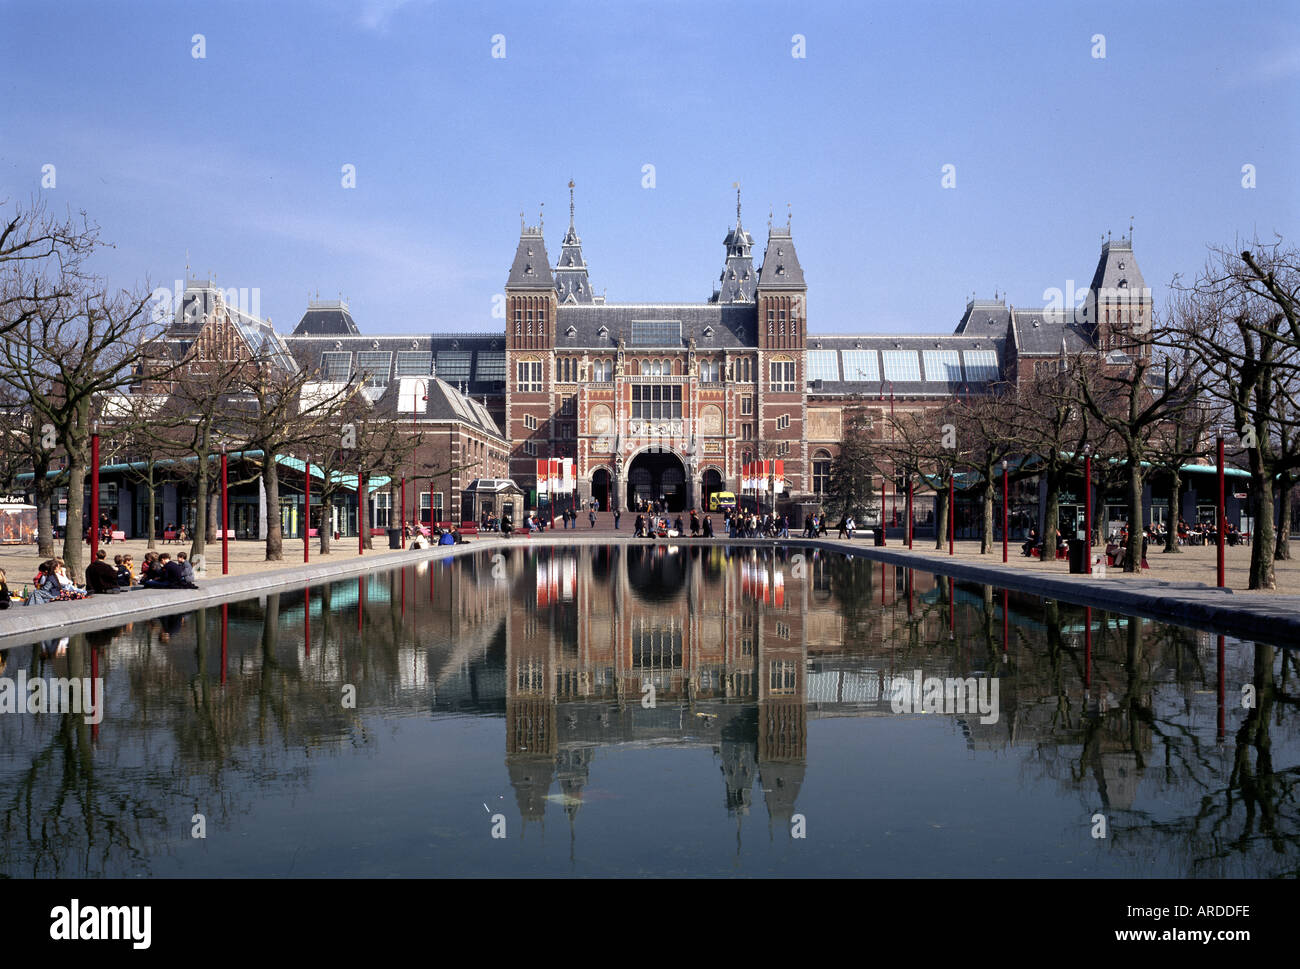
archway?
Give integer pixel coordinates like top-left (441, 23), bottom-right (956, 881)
top-left (702, 468), bottom-right (724, 508)
top-left (591, 468), bottom-right (610, 512)
top-left (627, 449), bottom-right (688, 512)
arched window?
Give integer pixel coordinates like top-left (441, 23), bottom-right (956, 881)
top-left (812, 449), bottom-right (832, 495)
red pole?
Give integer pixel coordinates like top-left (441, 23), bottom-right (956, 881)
top-left (90, 425), bottom-right (100, 563)
top-left (400, 476), bottom-right (406, 547)
top-left (304, 587), bottom-right (311, 658)
top-left (1002, 461), bottom-right (1009, 563)
top-left (1084, 451), bottom-right (1092, 575)
top-left (1216, 634), bottom-right (1226, 740)
top-left (359, 466), bottom-right (365, 556)
top-left (1001, 588), bottom-right (1008, 655)
top-left (90, 641), bottom-right (99, 742)
top-left (220, 448), bottom-right (229, 574)
top-left (220, 602), bottom-right (228, 686)
top-left (1217, 432), bottom-right (1226, 588)
top-left (948, 476), bottom-right (954, 556)
top-left (907, 478), bottom-right (913, 549)
top-left (304, 456), bottom-right (311, 564)
top-left (1084, 606), bottom-right (1093, 689)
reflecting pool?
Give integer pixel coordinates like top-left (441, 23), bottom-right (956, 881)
top-left (0, 544), bottom-right (1295, 877)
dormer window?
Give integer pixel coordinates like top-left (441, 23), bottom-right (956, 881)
top-left (1118, 278), bottom-right (1128, 288)
top-left (597, 325), bottom-right (609, 339)
top-left (1118, 261), bottom-right (1125, 270)
top-left (776, 265), bottom-right (785, 275)
top-left (702, 325), bottom-right (714, 340)
top-left (565, 325), bottom-right (577, 338)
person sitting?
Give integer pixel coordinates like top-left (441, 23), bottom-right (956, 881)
top-left (673, 515), bottom-right (684, 536)
top-left (175, 551), bottom-right (198, 586)
top-left (1022, 528), bottom-right (1038, 556)
top-left (114, 554), bottom-right (131, 586)
top-left (634, 514), bottom-right (645, 537)
top-left (85, 549), bottom-right (121, 594)
top-left (501, 515), bottom-right (513, 537)
top-left (438, 528), bottom-right (456, 546)
top-left (0, 568), bottom-right (11, 610)
top-left (27, 562), bottom-right (63, 604)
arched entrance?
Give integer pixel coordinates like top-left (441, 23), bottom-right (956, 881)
top-left (702, 468), bottom-right (724, 508)
top-left (627, 449), bottom-right (688, 512)
top-left (591, 468), bottom-right (610, 512)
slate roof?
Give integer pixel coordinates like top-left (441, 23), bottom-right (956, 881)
top-left (370, 376), bottom-right (505, 440)
top-left (555, 303), bottom-right (758, 349)
top-left (283, 332), bottom-right (507, 396)
top-left (292, 300), bottom-right (361, 336)
top-left (756, 226), bottom-right (806, 290)
top-left (1088, 236), bottom-right (1148, 299)
top-left (506, 226), bottom-right (555, 290)
top-left (953, 298), bottom-right (1010, 336)
top-left (1008, 309), bottom-right (1093, 356)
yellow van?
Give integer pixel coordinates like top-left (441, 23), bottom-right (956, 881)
top-left (708, 491), bottom-right (737, 512)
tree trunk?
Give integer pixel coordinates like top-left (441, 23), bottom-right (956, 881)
top-left (1042, 465), bottom-right (1060, 566)
top-left (1275, 478), bottom-right (1292, 561)
top-left (1125, 458), bottom-right (1143, 574)
top-left (191, 445), bottom-right (209, 562)
top-left (1164, 472), bottom-right (1180, 553)
top-left (1249, 463), bottom-right (1276, 590)
top-left (60, 416), bottom-right (89, 582)
top-left (145, 462), bottom-right (157, 549)
top-left (319, 495), bottom-right (332, 555)
top-left (208, 489), bottom-right (219, 545)
top-left (32, 453), bottom-right (55, 557)
top-left (264, 456), bottom-right (283, 561)
top-left (934, 485), bottom-right (948, 551)
top-left (979, 480), bottom-right (993, 554)
top-left (360, 472), bottom-right (371, 549)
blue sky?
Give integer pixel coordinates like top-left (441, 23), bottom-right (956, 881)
top-left (1, 0), bottom-right (1296, 335)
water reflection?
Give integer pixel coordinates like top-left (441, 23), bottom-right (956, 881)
top-left (0, 545), bottom-right (1295, 877)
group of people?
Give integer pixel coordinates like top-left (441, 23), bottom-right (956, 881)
top-left (10, 548), bottom-right (200, 606)
top-left (633, 512), bottom-right (717, 538)
top-left (1165, 517), bottom-right (1247, 547)
top-left (722, 510), bottom-right (793, 539)
top-left (162, 523), bottom-right (191, 544)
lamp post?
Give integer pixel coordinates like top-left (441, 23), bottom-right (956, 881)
top-left (90, 420), bottom-right (100, 563)
top-left (1002, 458), bottom-right (1009, 563)
top-left (1216, 426), bottom-right (1225, 588)
top-left (304, 454), bottom-right (311, 564)
top-left (1083, 443), bottom-right (1092, 575)
top-left (220, 444), bottom-right (229, 575)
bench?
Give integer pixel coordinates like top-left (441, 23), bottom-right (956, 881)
top-left (163, 531), bottom-right (178, 541)
top-left (111, 530), bottom-right (126, 542)
top-left (459, 523), bottom-right (479, 536)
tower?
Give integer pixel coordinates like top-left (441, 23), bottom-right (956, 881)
top-left (505, 216), bottom-right (559, 491)
top-left (711, 187), bottom-right (757, 303)
top-left (1085, 230), bottom-right (1152, 359)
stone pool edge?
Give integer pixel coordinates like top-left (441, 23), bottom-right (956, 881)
top-left (1, 533), bottom-right (1296, 648)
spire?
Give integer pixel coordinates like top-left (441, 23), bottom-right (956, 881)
top-left (712, 185), bottom-right (756, 303)
top-left (555, 180), bottom-right (594, 303)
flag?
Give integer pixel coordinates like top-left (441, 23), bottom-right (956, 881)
top-left (774, 459), bottom-right (785, 494)
top-left (536, 459), bottom-right (548, 495)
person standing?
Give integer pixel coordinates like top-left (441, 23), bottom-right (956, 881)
top-left (589, 508), bottom-right (596, 528)
top-left (703, 516), bottom-right (714, 538)
top-left (613, 508), bottom-right (621, 530)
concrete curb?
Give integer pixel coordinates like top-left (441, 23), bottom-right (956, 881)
top-left (0, 541), bottom-right (499, 650)
top-left (2, 532), bottom-right (1295, 649)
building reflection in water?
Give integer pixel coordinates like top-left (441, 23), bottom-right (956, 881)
top-left (0, 544), bottom-right (1295, 877)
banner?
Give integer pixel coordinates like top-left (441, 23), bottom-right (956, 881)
top-left (774, 459), bottom-right (785, 494)
top-left (561, 458), bottom-right (574, 493)
top-left (536, 459), bottom-right (548, 495)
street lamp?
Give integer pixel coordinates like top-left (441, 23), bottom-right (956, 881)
top-left (1002, 458), bottom-right (1008, 563)
top-left (1083, 443), bottom-right (1092, 575)
top-left (1216, 425), bottom-right (1225, 588)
